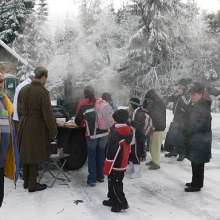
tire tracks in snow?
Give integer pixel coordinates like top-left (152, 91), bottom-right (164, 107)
top-left (69, 169), bottom-right (112, 219)
top-left (128, 169), bottom-right (220, 220)
top-left (70, 169), bottom-right (145, 219)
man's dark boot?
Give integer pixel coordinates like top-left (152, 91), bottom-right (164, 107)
top-left (177, 154), bottom-right (185, 161)
top-left (165, 152), bottom-right (177, 157)
top-left (177, 146), bottom-right (186, 161)
top-left (23, 180), bottom-right (28, 189)
top-left (102, 199), bottom-right (115, 207)
top-left (28, 182), bottom-right (47, 192)
top-left (184, 186), bottom-right (201, 192)
top-left (28, 164), bottom-right (46, 192)
top-left (111, 203), bottom-right (129, 212)
top-left (0, 167), bottom-right (4, 207)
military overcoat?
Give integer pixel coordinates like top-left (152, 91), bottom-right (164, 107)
top-left (17, 81), bottom-right (57, 164)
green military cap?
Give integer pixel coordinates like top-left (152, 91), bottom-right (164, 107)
top-left (34, 66), bottom-right (48, 75)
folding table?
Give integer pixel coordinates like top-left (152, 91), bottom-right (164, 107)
top-left (38, 153), bottom-right (71, 188)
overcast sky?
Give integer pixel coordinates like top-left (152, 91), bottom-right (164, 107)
top-left (187, 0), bottom-right (220, 12)
top-left (47, 0), bottom-right (220, 18)
top-left (47, 0), bottom-right (129, 19)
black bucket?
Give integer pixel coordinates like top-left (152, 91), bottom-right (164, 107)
top-left (51, 141), bottom-right (57, 154)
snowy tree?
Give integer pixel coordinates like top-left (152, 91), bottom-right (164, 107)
top-left (12, 12), bottom-right (36, 79)
top-left (31, 0), bottom-right (53, 66)
top-left (0, 0), bottom-right (35, 44)
top-left (118, 0), bottom-right (219, 97)
top-left (77, 0), bottom-right (104, 35)
top-left (87, 5), bottom-right (125, 65)
top-left (13, 0), bottom-right (53, 78)
top-left (201, 10), bottom-right (220, 87)
top-left (53, 14), bottom-right (82, 83)
top-left (47, 0), bottom-right (141, 104)
top-left (36, 0), bottom-right (48, 21)
top-left (116, 3), bottom-right (140, 48)
top-left (117, 0), bottom-right (181, 96)
top-left (174, 2), bottom-right (219, 85)
top-left (73, 0), bottom-right (113, 82)
top-left (46, 0), bottom-right (219, 106)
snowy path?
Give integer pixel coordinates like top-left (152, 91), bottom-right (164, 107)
top-left (1, 110), bottom-right (220, 220)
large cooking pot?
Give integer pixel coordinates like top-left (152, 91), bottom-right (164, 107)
top-left (57, 125), bottom-right (87, 170)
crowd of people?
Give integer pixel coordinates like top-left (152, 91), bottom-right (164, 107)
top-left (75, 81), bottom-right (212, 212)
top-left (0, 67), bottom-right (212, 213)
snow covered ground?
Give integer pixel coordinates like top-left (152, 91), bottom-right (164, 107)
top-left (1, 110), bottom-right (220, 220)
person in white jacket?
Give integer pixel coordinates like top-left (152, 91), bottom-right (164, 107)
top-left (12, 71), bottom-right (35, 130)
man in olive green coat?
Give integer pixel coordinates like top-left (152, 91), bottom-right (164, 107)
top-left (17, 66), bottom-right (57, 192)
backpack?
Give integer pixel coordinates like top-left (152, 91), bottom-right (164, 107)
top-left (94, 98), bottom-right (114, 130)
top-left (142, 109), bottom-right (154, 137)
top-left (133, 108), bottom-right (154, 137)
top-left (204, 87), bottom-right (212, 103)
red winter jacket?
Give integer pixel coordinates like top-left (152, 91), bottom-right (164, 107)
top-left (104, 124), bottom-right (132, 175)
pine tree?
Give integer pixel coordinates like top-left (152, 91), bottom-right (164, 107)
top-left (36, 0), bottom-right (49, 22)
top-left (117, 0), bottom-right (180, 96)
top-left (12, 12), bottom-right (36, 79)
top-left (88, 4), bottom-right (123, 65)
top-left (13, 0), bottom-right (53, 78)
top-left (118, 0), bottom-right (219, 96)
top-left (31, 0), bottom-right (52, 66)
top-left (0, 0), bottom-right (35, 44)
top-left (78, 0), bottom-right (103, 35)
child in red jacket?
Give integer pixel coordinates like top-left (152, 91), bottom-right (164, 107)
top-left (103, 109), bottom-right (133, 212)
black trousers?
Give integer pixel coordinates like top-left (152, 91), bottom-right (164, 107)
top-left (191, 162), bottom-right (205, 188)
top-left (137, 137), bottom-right (146, 159)
top-left (165, 145), bottom-right (185, 155)
top-left (0, 167), bottom-right (4, 207)
top-left (175, 145), bottom-right (185, 155)
top-left (107, 172), bottom-right (128, 206)
top-left (129, 143), bottom-right (140, 164)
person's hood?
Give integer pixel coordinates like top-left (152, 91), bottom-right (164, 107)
top-left (114, 125), bottom-right (133, 145)
top-left (145, 89), bottom-right (158, 101)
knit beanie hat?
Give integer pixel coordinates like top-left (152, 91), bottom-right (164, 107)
top-left (178, 78), bottom-right (187, 87)
top-left (129, 97), bottom-right (140, 110)
top-left (112, 109), bottom-right (129, 124)
top-left (29, 71), bottom-right (35, 77)
top-left (129, 97), bottom-right (140, 107)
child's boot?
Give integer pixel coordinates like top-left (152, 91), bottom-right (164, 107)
top-left (130, 164), bottom-right (141, 179)
top-left (125, 161), bottom-right (134, 174)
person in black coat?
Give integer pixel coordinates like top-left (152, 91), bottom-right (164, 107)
top-left (127, 97), bottom-right (146, 178)
top-left (164, 78), bottom-right (190, 161)
top-left (183, 82), bottom-right (212, 192)
top-left (143, 90), bottom-right (166, 170)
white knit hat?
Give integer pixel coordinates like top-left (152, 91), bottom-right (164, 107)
top-left (29, 71), bottom-right (35, 77)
